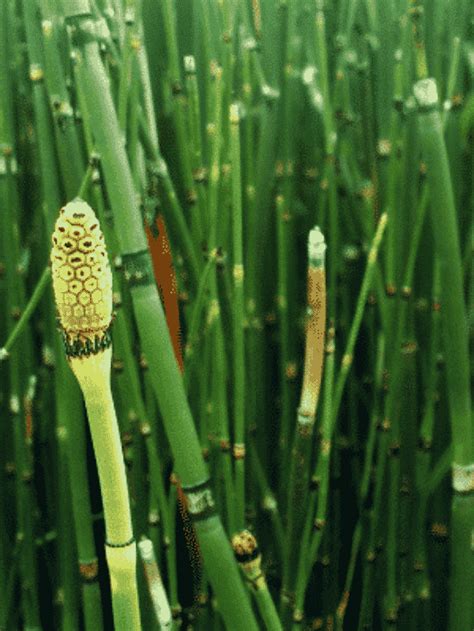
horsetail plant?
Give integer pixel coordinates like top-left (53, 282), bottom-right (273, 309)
top-left (230, 102), bottom-right (246, 529)
top-left (232, 530), bottom-right (282, 631)
top-left (413, 76), bottom-right (473, 631)
top-left (138, 536), bottom-right (172, 630)
top-left (2, 0), bottom-right (473, 629)
top-left (62, 3), bottom-right (259, 629)
top-left (50, 199), bottom-right (141, 631)
top-left (282, 227), bottom-right (326, 617)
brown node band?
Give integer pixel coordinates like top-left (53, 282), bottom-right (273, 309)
top-left (79, 559), bottom-right (99, 583)
top-left (430, 522), bottom-right (448, 540)
top-left (219, 439), bottom-right (231, 452)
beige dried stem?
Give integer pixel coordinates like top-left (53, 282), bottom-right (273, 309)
top-left (298, 226), bottom-right (327, 424)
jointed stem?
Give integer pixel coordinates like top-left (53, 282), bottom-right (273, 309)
top-left (0, 266), bottom-right (51, 360)
top-left (70, 348), bottom-right (141, 630)
top-left (64, 6), bottom-right (259, 629)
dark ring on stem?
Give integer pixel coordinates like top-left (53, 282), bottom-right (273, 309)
top-left (219, 439), bottom-right (231, 452)
top-left (62, 326), bottom-right (113, 358)
top-left (280, 588), bottom-right (294, 605)
top-left (454, 489), bottom-right (474, 497)
top-left (171, 605), bottom-right (182, 619)
top-left (416, 101), bottom-right (438, 114)
top-left (234, 547), bottom-right (261, 564)
top-left (67, 18), bottom-right (102, 46)
top-left (244, 571), bottom-right (264, 588)
top-left (105, 536), bottom-right (135, 548)
top-left (297, 408), bottom-right (315, 435)
top-left (80, 574), bottom-right (99, 584)
top-left (182, 480), bottom-right (217, 522)
top-left (121, 249), bottom-right (155, 288)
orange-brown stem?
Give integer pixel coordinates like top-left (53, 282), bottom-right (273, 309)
top-left (145, 215), bottom-right (183, 372)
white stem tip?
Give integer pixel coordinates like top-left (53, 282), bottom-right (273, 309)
top-left (308, 226), bottom-right (327, 264)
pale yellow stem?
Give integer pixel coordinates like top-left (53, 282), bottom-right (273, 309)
top-left (70, 346), bottom-right (141, 631)
top-left (70, 347), bottom-right (131, 544)
top-left (105, 543), bottom-right (141, 631)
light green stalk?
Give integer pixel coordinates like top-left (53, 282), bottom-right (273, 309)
top-left (232, 531), bottom-right (282, 631)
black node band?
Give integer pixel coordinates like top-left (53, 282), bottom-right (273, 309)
top-left (62, 326), bottom-right (113, 358)
top-left (454, 488), bottom-right (474, 497)
top-left (245, 572), bottom-right (264, 586)
top-left (121, 249), bottom-right (155, 288)
top-left (234, 547), bottom-right (261, 564)
top-left (182, 479), bottom-right (211, 494)
top-left (105, 536), bottom-right (135, 548)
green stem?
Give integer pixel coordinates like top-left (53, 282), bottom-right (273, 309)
top-left (0, 267), bottom-right (51, 359)
top-left (65, 8), bottom-right (258, 629)
top-left (230, 104), bottom-right (246, 530)
top-left (414, 76), bottom-right (473, 631)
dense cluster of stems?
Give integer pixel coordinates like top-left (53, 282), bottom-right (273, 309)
top-left (0, 1), bottom-right (472, 630)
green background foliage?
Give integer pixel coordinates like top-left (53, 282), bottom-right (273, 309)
top-left (0, 0), bottom-right (472, 629)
